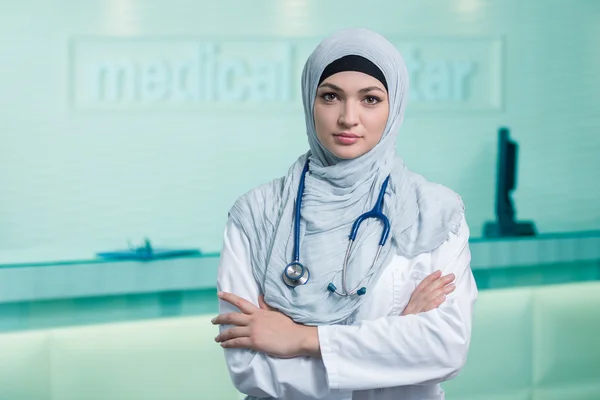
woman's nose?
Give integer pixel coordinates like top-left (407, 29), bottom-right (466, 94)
top-left (339, 102), bottom-right (360, 128)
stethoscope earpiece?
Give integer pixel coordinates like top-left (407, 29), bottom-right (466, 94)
top-left (327, 283), bottom-right (367, 296)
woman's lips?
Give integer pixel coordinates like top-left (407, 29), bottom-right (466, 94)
top-left (333, 132), bottom-right (360, 145)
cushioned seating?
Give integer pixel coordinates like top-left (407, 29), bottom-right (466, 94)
top-left (0, 281), bottom-right (598, 399)
top-left (443, 281), bottom-right (600, 400)
top-left (0, 316), bottom-right (240, 400)
top-left (531, 283), bottom-right (600, 399)
top-left (49, 316), bottom-right (240, 400)
top-left (443, 288), bottom-right (535, 399)
top-left (0, 330), bottom-right (52, 400)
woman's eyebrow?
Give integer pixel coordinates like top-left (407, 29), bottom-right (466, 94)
top-left (317, 83), bottom-right (343, 92)
top-left (359, 86), bottom-right (385, 94)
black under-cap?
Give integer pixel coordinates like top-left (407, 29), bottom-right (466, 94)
top-left (318, 54), bottom-right (388, 91)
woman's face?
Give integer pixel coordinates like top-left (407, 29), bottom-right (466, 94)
top-left (313, 71), bottom-right (389, 160)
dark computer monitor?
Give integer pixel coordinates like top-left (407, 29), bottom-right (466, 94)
top-left (483, 127), bottom-right (537, 238)
top-left (497, 127), bottom-right (517, 224)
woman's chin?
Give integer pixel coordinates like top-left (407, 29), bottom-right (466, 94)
top-left (328, 145), bottom-right (368, 160)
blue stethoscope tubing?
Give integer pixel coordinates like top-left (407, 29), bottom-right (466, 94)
top-left (281, 159), bottom-right (391, 296)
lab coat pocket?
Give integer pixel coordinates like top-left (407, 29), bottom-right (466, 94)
top-left (391, 269), bottom-right (429, 316)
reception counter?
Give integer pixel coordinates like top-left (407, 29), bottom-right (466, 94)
top-left (0, 231), bottom-right (599, 332)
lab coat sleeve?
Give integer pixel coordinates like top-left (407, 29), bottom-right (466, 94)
top-left (217, 218), bottom-right (349, 399)
top-left (317, 215), bottom-right (478, 391)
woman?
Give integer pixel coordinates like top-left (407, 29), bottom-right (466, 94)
top-left (212, 28), bottom-right (477, 400)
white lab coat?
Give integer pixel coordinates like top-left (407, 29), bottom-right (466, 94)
top-left (217, 213), bottom-right (477, 400)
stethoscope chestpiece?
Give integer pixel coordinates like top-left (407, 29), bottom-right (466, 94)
top-left (282, 262), bottom-right (310, 288)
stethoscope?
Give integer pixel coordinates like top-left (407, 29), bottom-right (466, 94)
top-left (281, 160), bottom-right (391, 296)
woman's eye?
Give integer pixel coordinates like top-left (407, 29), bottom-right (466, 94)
top-left (364, 96), bottom-right (381, 105)
top-left (321, 93), bottom-right (338, 101)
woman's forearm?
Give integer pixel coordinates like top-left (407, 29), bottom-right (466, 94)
top-left (299, 325), bottom-right (322, 359)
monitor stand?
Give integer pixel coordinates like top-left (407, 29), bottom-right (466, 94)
top-left (483, 220), bottom-right (537, 238)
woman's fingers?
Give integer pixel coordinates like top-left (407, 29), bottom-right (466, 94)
top-left (444, 284), bottom-right (456, 295)
top-left (212, 312), bottom-right (251, 326)
top-left (423, 273), bottom-right (456, 295)
top-left (422, 284), bottom-right (456, 312)
top-left (441, 273), bottom-right (456, 285)
top-left (215, 326), bottom-right (251, 343)
top-left (218, 292), bottom-right (258, 314)
top-left (403, 279), bottom-right (456, 315)
top-left (220, 337), bottom-right (254, 349)
top-left (415, 272), bottom-right (456, 297)
top-left (427, 284), bottom-right (456, 304)
top-left (415, 270), bottom-right (442, 292)
top-left (424, 295), bottom-right (447, 312)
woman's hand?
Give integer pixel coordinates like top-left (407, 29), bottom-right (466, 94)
top-left (401, 270), bottom-right (456, 316)
top-left (212, 292), bottom-right (320, 359)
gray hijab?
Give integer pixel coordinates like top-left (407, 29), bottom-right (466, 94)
top-left (229, 28), bottom-right (464, 325)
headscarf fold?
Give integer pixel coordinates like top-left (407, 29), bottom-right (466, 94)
top-left (229, 28), bottom-right (464, 325)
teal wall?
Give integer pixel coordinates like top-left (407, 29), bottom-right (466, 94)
top-left (1, 0), bottom-right (599, 258)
